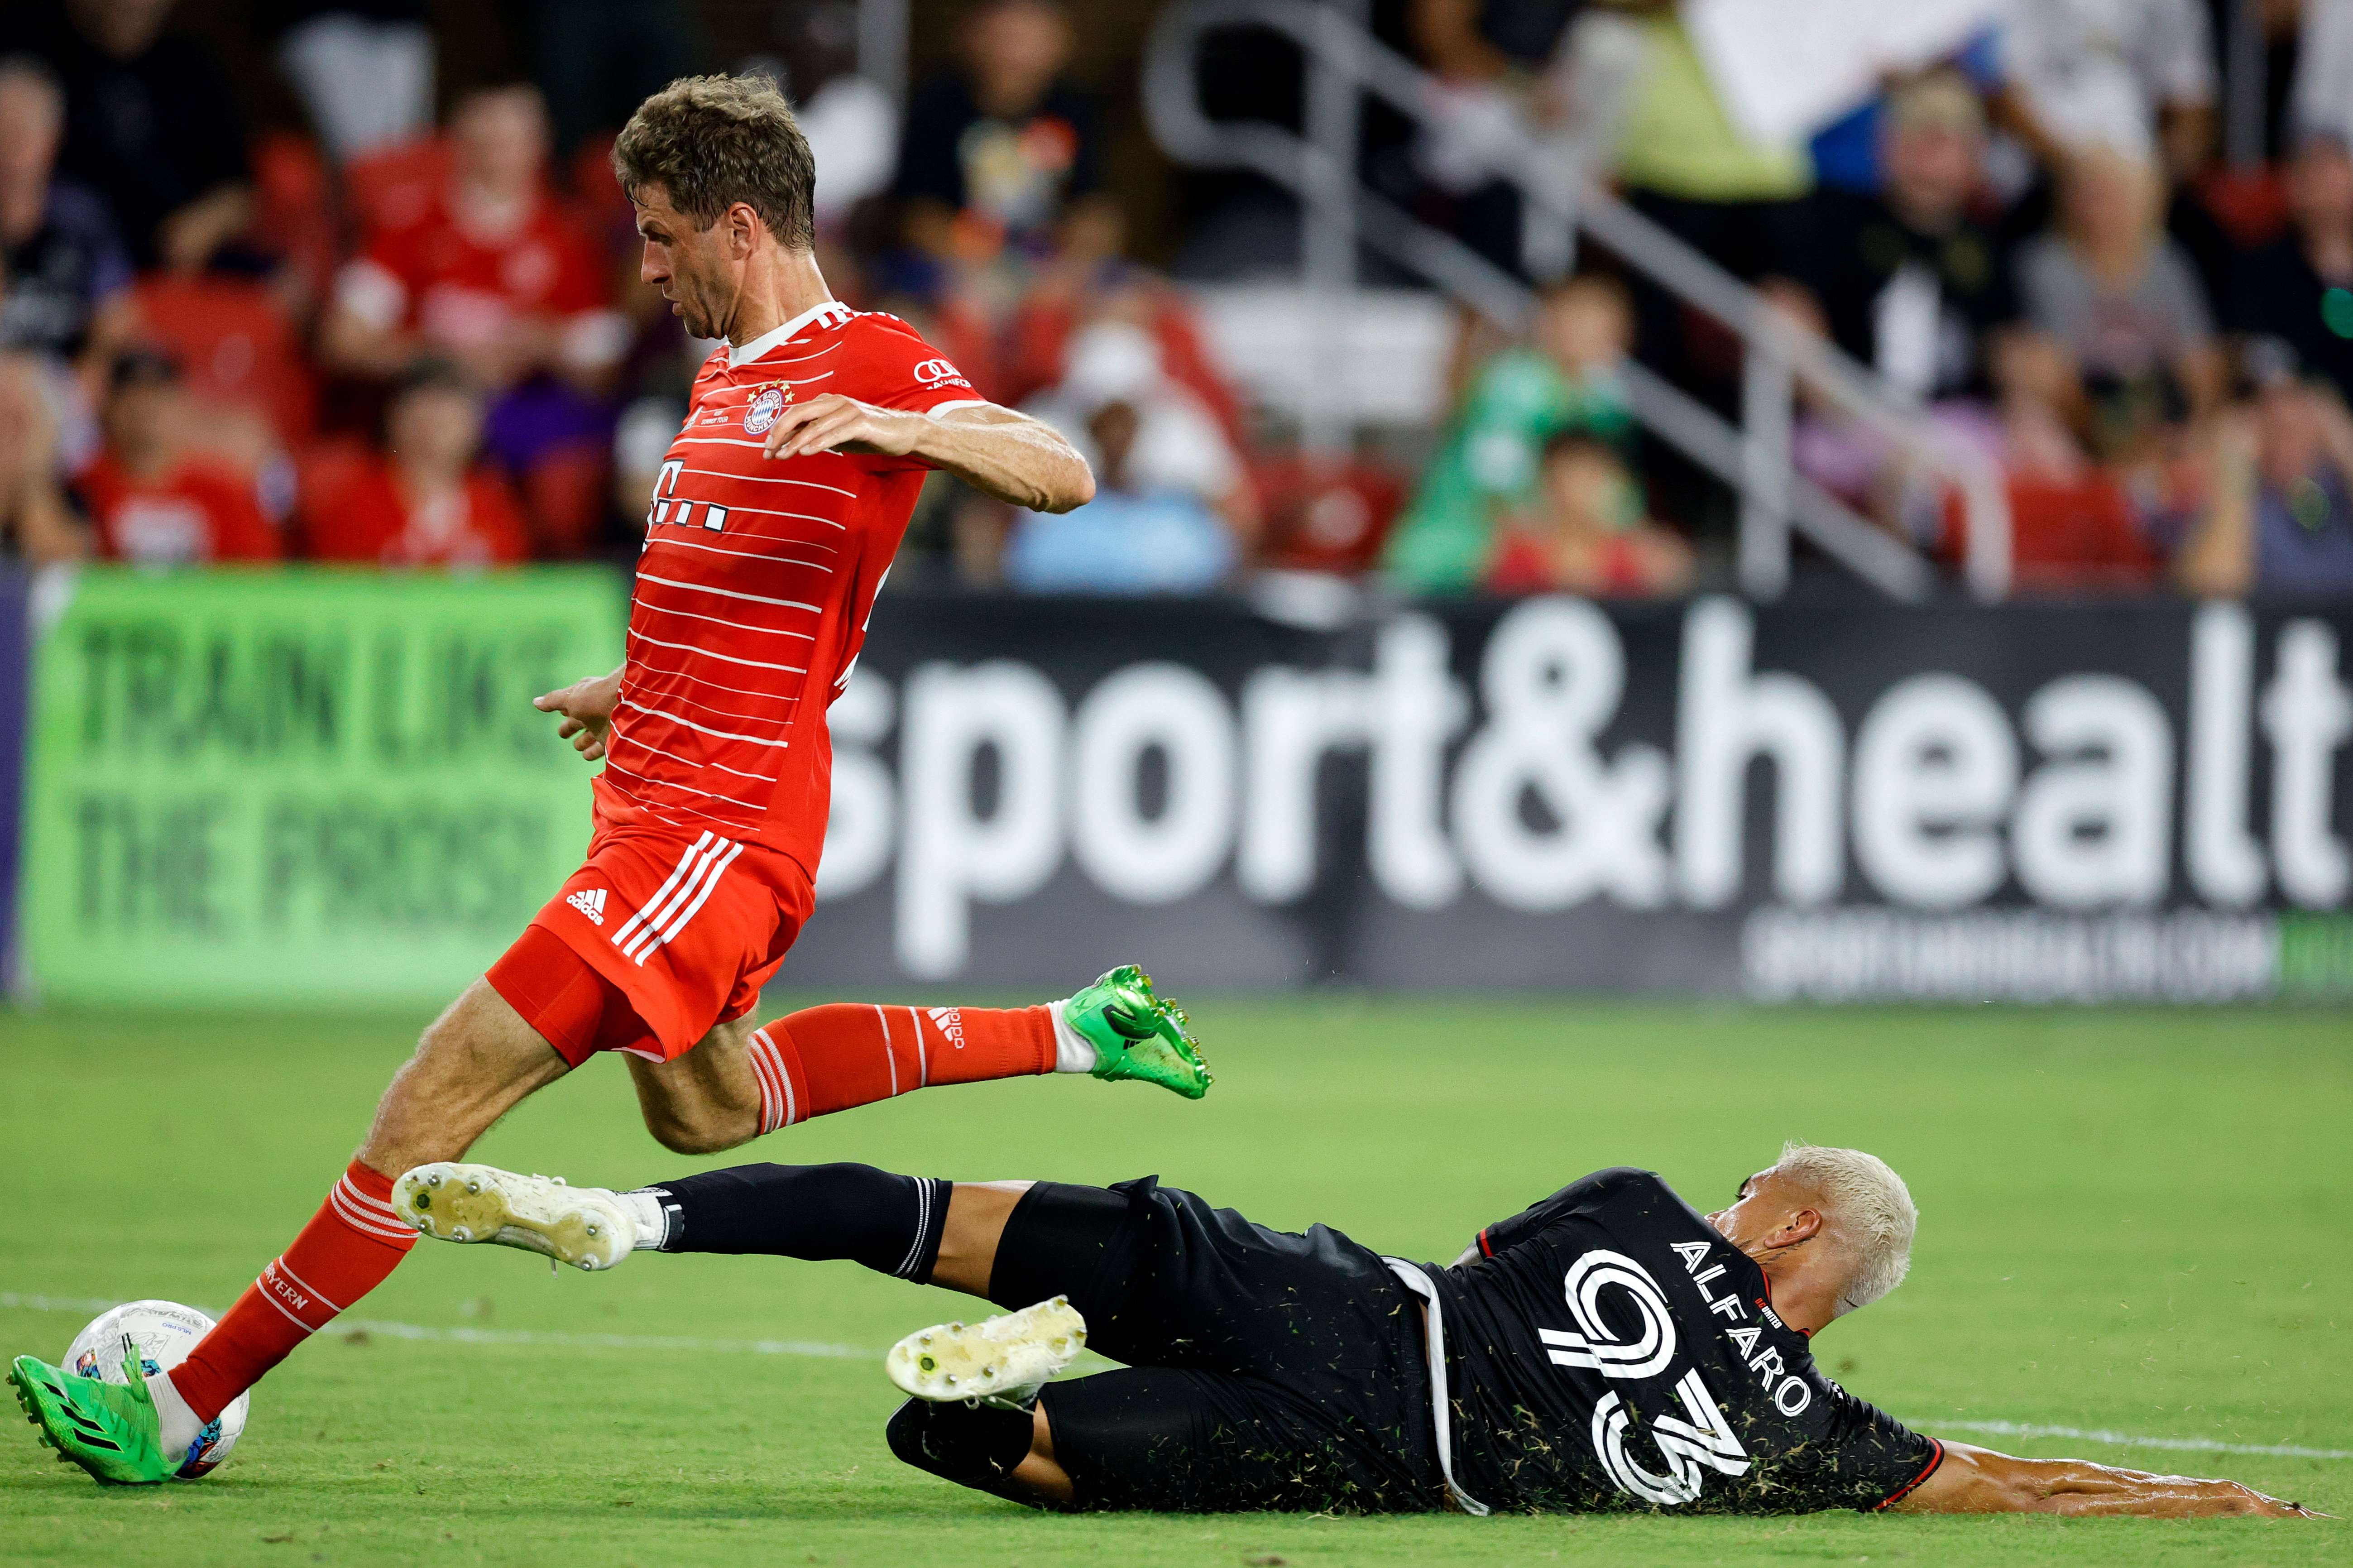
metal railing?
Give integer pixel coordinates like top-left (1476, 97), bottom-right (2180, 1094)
top-left (1142, 0), bottom-right (2014, 600)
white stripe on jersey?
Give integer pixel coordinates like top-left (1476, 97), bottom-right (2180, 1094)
top-left (680, 468), bottom-right (857, 498)
top-left (643, 534), bottom-right (836, 568)
top-left (624, 674), bottom-right (798, 729)
top-left (600, 757), bottom-right (771, 814)
top-left (637, 571), bottom-right (822, 613)
top-left (631, 660), bottom-right (807, 707)
top-left (704, 503), bottom-right (853, 530)
top-left (609, 730), bottom-right (776, 784)
top-left (629, 628), bottom-right (809, 673)
top-left (636, 601), bottom-right (818, 643)
top-left (619, 699), bottom-right (792, 749)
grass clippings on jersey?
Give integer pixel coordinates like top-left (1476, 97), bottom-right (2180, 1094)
top-left (0, 1000), bottom-right (2344, 1567)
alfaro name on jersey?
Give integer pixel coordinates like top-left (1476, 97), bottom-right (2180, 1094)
top-left (599, 300), bottom-right (980, 875)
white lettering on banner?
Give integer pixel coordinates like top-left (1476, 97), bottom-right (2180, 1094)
top-left (1852, 674), bottom-right (2017, 909)
top-left (1676, 599), bottom-right (1846, 910)
top-left (2186, 603), bottom-right (2267, 909)
top-left (1069, 664), bottom-right (1236, 904)
top-left (1452, 599), bottom-right (1671, 910)
top-left (895, 662), bottom-right (1066, 977)
top-left (2262, 621), bottom-right (2353, 908)
top-left (815, 670), bottom-right (896, 901)
top-left (827, 600), bottom-right (2348, 983)
top-left (1744, 909), bottom-right (2280, 1002)
top-left (2012, 676), bottom-right (2174, 908)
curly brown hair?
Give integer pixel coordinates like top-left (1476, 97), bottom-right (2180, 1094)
top-left (612, 74), bottom-right (816, 251)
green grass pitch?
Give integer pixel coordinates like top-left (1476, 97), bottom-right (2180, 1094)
top-left (1, 1000), bottom-right (2346, 1567)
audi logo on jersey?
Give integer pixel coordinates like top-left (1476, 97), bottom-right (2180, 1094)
top-left (911, 358), bottom-right (970, 389)
top-left (645, 458), bottom-right (728, 534)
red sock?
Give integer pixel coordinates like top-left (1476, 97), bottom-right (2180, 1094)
top-left (168, 1161), bottom-right (417, 1422)
top-left (743, 1003), bottom-right (1056, 1134)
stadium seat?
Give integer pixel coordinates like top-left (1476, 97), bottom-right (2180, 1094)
top-left (1251, 455), bottom-right (1403, 575)
top-left (249, 130), bottom-right (340, 312)
top-left (132, 274), bottom-right (319, 446)
top-left (289, 436), bottom-right (374, 557)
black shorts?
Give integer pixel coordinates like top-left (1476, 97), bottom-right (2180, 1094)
top-left (986, 1176), bottom-right (1447, 1514)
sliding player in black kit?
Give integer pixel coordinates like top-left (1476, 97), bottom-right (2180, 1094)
top-left (398, 1146), bottom-right (2319, 1520)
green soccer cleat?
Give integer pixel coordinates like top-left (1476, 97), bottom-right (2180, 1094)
top-left (1066, 964), bottom-right (1212, 1100)
top-left (10, 1347), bottom-right (179, 1486)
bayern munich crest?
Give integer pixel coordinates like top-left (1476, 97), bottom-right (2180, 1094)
top-left (744, 385), bottom-right (789, 435)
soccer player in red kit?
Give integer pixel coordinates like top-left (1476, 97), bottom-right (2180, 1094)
top-left (10, 74), bottom-right (1211, 1486)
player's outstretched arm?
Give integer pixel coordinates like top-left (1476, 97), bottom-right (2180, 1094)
top-left (762, 396), bottom-right (1095, 513)
top-left (1892, 1440), bottom-right (2324, 1518)
top-left (534, 667), bottom-right (623, 761)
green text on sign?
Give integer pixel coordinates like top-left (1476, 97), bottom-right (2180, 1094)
top-left (22, 567), bottom-right (626, 1006)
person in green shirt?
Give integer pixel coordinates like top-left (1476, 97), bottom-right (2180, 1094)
top-left (1386, 272), bottom-right (1638, 591)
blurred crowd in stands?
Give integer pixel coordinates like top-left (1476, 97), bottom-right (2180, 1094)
top-left (0, 0), bottom-right (2350, 601)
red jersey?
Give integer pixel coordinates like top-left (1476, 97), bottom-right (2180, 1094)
top-left (305, 462), bottom-right (530, 568)
top-left (81, 455), bottom-right (280, 565)
top-left (335, 191), bottom-right (622, 367)
top-left (597, 301), bottom-right (981, 874)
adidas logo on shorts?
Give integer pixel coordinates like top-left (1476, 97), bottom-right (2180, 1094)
top-left (567, 888), bottom-right (608, 926)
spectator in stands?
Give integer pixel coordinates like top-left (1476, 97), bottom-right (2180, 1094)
top-left (1996, 0), bottom-right (2218, 190)
top-left (1486, 430), bottom-right (1692, 596)
top-left (76, 350), bottom-right (278, 565)
top-left (1385, 272), bottom-right (1636, 592)
top-left (267, 1), bottom-right (434, 165)
top-left (892, 0), bottom-right (1116, 274)
top-left (0, 353), bottom-right (82, 562)
top-left (1945, 387), bottom-right (2160, 592)
top-left (0, 56), bottom-right (134, 417)
top-left (1005, 397), bottom-right (1238, 594)
top-left (2177, 374), bottom-right (2353, 596)
top-left (526, 0), bottom-right (701, 157)
top-left (2228, 133), bottom-right (2353, 411)
top-left (770, 1), bottom-right (898, 236)
top-left (1024, 319), bottom-right (1256, 542)
top-left (325, 84), bottom-right (625, 556)
top-left (1582, 0), bottom-right (1809, 355)
top-left (0, 0), bottom-right (253, 273)
top-left (1784, 72), bottom-right (2018, 405)
top-left (305, 361), bottom-right (527, 568)
top-left (2014, 146), bottom-right (2224, 457)
top-left (2294, 0), bottom-right (2353, 152)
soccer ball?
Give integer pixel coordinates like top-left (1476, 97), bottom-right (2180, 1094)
top-left (65, 1300), bottom-right (251, 1478)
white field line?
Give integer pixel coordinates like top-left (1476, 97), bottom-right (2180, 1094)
top-left (6, 1292), bottom-right (2348, 1461)
top-left (0, 1291), bottom-right (864, 1362)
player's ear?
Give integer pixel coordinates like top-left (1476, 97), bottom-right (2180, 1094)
top-left (1778, 1205), bottom-right (1826, 1246)
top-left (727, 202), bottom-right (760, 259)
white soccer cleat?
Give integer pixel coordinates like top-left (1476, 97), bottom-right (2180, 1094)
top-left (885, 1296), bottom-right (1088, 1410)
top-left (391, 1162), bottom-right (637, 1273)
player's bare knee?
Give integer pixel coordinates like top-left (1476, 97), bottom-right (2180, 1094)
top-left (640, 1104), bottom-right (754, 1156)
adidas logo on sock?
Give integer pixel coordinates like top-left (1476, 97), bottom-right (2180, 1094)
top-left (925, 1006), bottom-right (967, 1050)
top-left (567, 888), bottom-right (608, 926)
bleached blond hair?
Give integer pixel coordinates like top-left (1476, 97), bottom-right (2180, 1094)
top-left (1771, 1143), bottom-right (1917, 1316)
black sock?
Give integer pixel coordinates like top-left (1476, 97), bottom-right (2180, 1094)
top-left (649, 1163), bottom-right (952, 1282)
top-left (885, 1398), bottom-right (1038, 1491)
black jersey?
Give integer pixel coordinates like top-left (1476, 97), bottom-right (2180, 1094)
top-left (1420, 1168), bottom-right (1943, 1515)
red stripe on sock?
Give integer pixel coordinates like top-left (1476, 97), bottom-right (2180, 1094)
top-left (168, 1160), bottom-right (416, 1423)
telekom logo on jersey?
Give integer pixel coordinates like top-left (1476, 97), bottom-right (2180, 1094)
top-left (645, 459), bottom-right (728, 534)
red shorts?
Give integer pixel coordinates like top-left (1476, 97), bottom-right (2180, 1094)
top-left (487, 824), bottom-right (814, 1067)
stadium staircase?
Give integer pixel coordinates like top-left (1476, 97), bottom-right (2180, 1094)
top-left (1141, 0), bottom-right (2016, 601)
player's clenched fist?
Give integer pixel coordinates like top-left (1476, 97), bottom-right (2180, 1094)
top-left (761, 393), bottom-right (921, 460)
top-left (534, 668), bottom-right (623, 761)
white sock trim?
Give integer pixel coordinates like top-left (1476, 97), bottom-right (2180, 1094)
top-left (1048, 999), bottom-right (1097, 1074)
top-left (150, 1367), bottom-right (203, 1460)
top-left (621, 1189), bottom-right (670, 1250)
